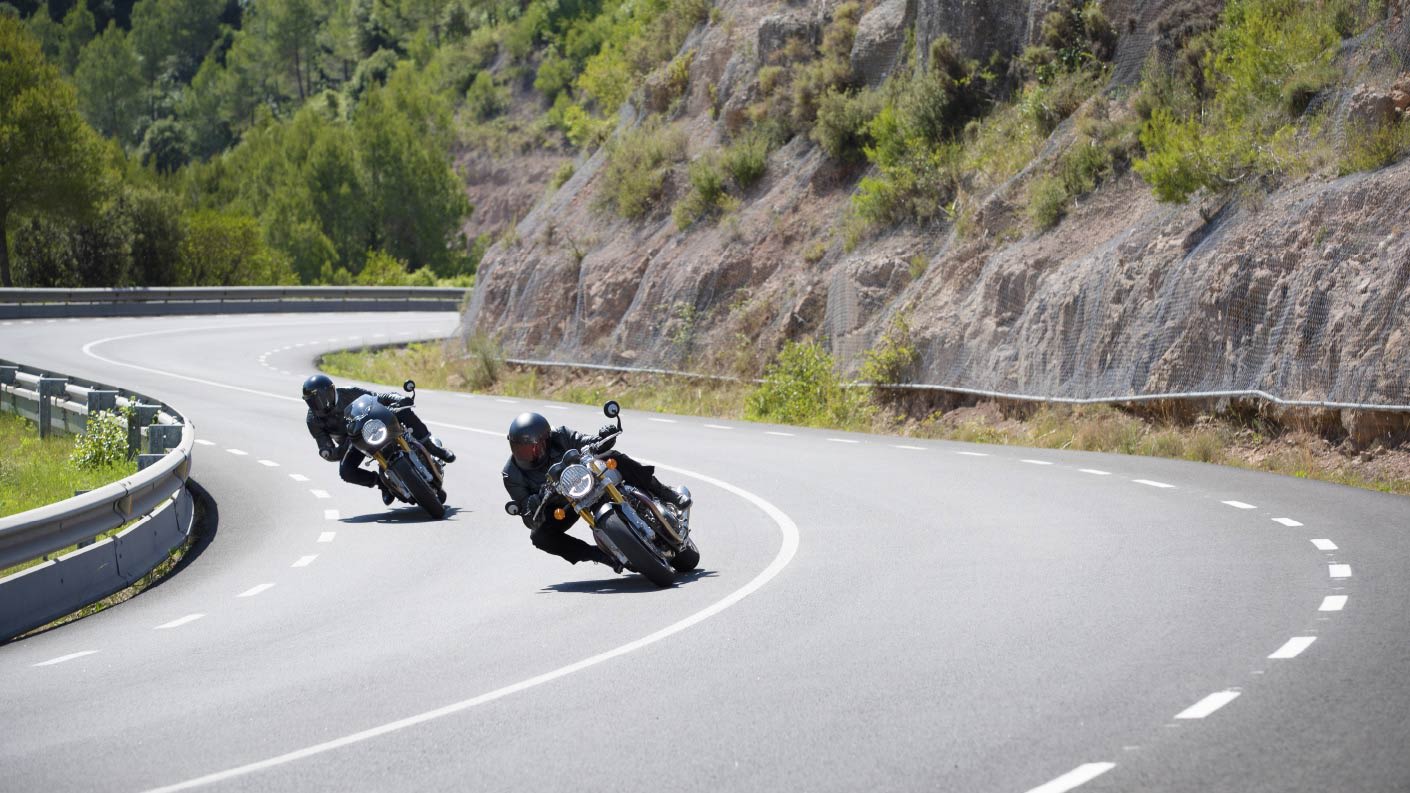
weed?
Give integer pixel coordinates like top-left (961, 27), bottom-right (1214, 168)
top-left (745, 340), bottom-right (872, 428)
top-left (860, 314), bottom-right (919, 387)
top-left (597, 118), bottom-right (688, 219)
top-left (550, 161), bottom-right (575, 190)
top-left (1340, 120), bottom-right (1410, 175)
top-left (0, 412), bottom-right (136, 519)
top-left (1027, 174), bottom-right (1069, 230)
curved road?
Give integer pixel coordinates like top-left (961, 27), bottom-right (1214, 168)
top-left (2, 313), bottom-right (1409, 793)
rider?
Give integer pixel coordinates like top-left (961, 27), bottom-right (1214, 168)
top-left (501, 412), bottom-right (690, 570)
top-left (302, 374), bottom-right (455, 503)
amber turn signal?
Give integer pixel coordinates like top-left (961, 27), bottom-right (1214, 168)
top-left (606, 458), bottom-right (617, 469)
top-left (553, 508), bottom-right (566, 520)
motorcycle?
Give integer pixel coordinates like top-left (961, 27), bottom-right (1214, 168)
top-left (344, 379), bottom-right (447, 519)
top-left (505, 401), bottom-right (699, 587)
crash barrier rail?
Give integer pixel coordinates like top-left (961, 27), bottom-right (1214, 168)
top-left (0, 286), bottom-right (466, 319)
top-left (0, 359), bottom-right (195, 641)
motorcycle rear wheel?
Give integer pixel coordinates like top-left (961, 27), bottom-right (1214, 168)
top-left (392, 456), bottom-right (446, 519)
top-left (602, 511), bottom-right (674, 587)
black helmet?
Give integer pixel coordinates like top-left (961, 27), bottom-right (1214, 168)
top-left (508, 412), bottom-right (551, 468)
top-left (302, 374), bottom-right (337, 416)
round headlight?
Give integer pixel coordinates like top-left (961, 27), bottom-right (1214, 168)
top-left (560, 464), bottom-right (595, 499)
top-left (361, 419), bottom-right (388, 446)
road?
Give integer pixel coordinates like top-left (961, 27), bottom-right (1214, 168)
top-left (2, 312), bottom-right (1409, 793)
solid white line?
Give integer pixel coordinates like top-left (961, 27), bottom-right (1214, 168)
top-left (1023, 763), bottom-right (1117, 793)
top-left (892, 444), bottom-right (924, 450)
top-left (1133, 479), bottom-right (1174, 488)
top-left (1273, 517), bottom-right (1304, 527)
top-left (289, 474), bottom-right (309, 482)
top-left (1175, 690), bottom-right (1241, 719)
top-left (827, 438), bottom-right (860, 444)
top-left (226, 449), bottom-right (248, 456)
top-left (33, 651), bottom-right (98, 667)
top-left (1310, 539), bottom-right (1338, 551)
top-left (155, 614), bottom-right (205, 630)
top-left (495, 398), bottom-right (517, 404)
top-left (1021, 459), bottom-right (1053, 466)
top-left (1319, 595), bottom-right (1348, 612)
top-left (765, 431), bottom-right (794, 437)
top-left (323, 509), bottom-right (340, 520)
top-left (194, 439), bottom-right (215, 447)
top-left (956, 451), bottom-right (988, 457)
top-left (649, 418), bottom-right (677, 423)
top-left (542, 405), bottom-right (568, 410)
top-left (1222, 500), bottom-right (1257, 509)
top-left (1329, 564), bottom-right (1352, 578)
top-left (258, 460), bottom-right (279, 467)
top-left (237, 584), bottom-right (275, 598)
top-left (705, 424), bottom-right (734, 430)
top-left (310, 489), bottom-right (330, 499)
top-left (138, 461), bottom-right (801, 793)
top-left (1079, 469), bottom-right (1111, 475)
top-left (318, 532), bottom-right (336, 543)
top-left (292, 555), bottom-right (318, 568)
top-left (1269, 636), bottom-right (1317, 659)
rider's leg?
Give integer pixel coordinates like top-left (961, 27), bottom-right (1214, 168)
top-left (608, 452), bottom-right (691, 509)
top-left (339, 448), bottom-right (379, 487)
top-left (397, 409), bottom-right (455, 462)
top-left (530, 514), bottom-right (613, 567)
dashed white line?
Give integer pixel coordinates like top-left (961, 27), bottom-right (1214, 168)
top-left (1221, 500), bottom-right (1257, 509)
top-left (542, 405), bottom-right (568, 410)
top-left (226, 449), bottom-right (249, 456)
top-left (1133, 479), bottom-right (1174, 488)
top-left (1273, 517), bottom-right (1304, 527)
top-left (1021, 459), bottom-right (1054, 466)
top-left (705, 424), bottom-right (734, 431)
top-left (318, 532), bottom-right (337, 543)
top-left (289, 474), bottom-right (310, 482)
top-left (1079, 469), bottom-right (1111, 476)
top-left (155, 614), bottom-right (205, 630)
top-left (292, 555), bottom-right (318, 568)
top-left (195, 439), bottom-right (215, 447)
top-left (956, 451), bottom-right (988, 457)
top-left (258, 460), bottom-right (280, 467)
top-left (1329, 564), bottom-right (1352, 578)
top-left (1175, 690), bottom-right (1241, 719)
top-left (238, 583), bottom-right (275, 598)
top-left (495, 398), bottom-right (518, 404)
top-left (1319, 595), bottom-right (1348, 612)
top-left (1023, 762), bottom-right (1117, 793)
top-left (33, 650), bottom-right (98, 667)
top-left (649, 418), bottom-right (678, 424)
top-left (1268, 636), bottom-right (1317, 659)
top-left (1310, 539), bottom-right (1338, 551)
top-left (310, 489), bottom-right (331, 499)
top-left (827, 438), bottom-right (860, 444)
top-left (892, 444), bottom-right (924, 450)
top-left (323, 509), bottom-right (340, 520)
top-left (765, 431), bottom-right (794, 437)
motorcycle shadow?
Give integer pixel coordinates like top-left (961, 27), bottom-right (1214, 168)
top-left (338, 505), bottom-right (462, 524)
top-left (540, 568), bottom-right (718, 595)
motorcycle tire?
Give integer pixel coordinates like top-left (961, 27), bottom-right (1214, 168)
top-left (392, 455), bottom-right (446, 519)
top-left (602, 511), bottom-right (675, 587)
top-left (671, 537), bottom-right (700, 572)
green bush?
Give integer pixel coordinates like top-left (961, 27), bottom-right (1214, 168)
top-left (812, 87), bottom-right (883, 161)
top-left (722, 127), bottom-right (771, 188)
top-left (70, 408), bottom-right (129, 469)
top-left (1027, 174), bottom-right (1069, 230)
top-left (596, 119), bottom-right (688, 218)
top-left (465, 71), bottom-right (507, 121)
top-left (745, 340), bottom-right (872, 428)
top-left (672, 153), bottom-right (728, 229)
top-left (860, 314), bottom-right (919, 387)
top-left (1340, 120), bottom-right (1410, 175)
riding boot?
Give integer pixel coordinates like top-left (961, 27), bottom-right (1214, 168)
top-left (424, 434), bottom-right (456, 463)
top-left (648, 476), bottom-right (691, 510)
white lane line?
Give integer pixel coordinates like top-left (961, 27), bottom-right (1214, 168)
top-left (1079, 468), bottom-right (1111, 476)
top-left (705, 424), bottom-right (734, 430)
top-left (292, 555), bottom-right (318, 568)
top-left (226, 449), bottom-right (248, 456)
top-left (1175, 690), bottom-right (1241, 719)
top-left (1023, 762), bottom-right (1117, 793)
top-left (258, 460), bottom-right (280, 467)
top-left (495, 398), bottom-right (517, 404)
top-left (765, 431), bottom-right (794, 437)
top-left (1273, 517), bottom-right (1303, 527)
top-left (1269, 636), bottom-right (1317, 659)
top-left (1329, 564), bottom-right (1353, 578)
top-left (1320, 595), bottom-right (1348, 612)
top-left (1133, 479), bottom-right (1174, 488)
top-left (195, 439), bottom-right (215, 447)
top-left (138, 460), bottom-right (800, 793)
top-left (827, 438), bottom-right (860, 444)
top-left (33, 650), bottom-right (98, 667)
top-left (323, 509), bottom-right (340, 520)
top-left (310, 489), bottom-right (331, 499)
top-left (289, 474), bottom-right (309, 482)
top-left (892, 444), bottom-right (924, 450)
top-left (956, 451), bottom-right (988, 457)
top-left (238, 584), bottom-right (275, 598)
top-left (649, 418), bottom-right (678, 424)
top-left (1222, 500), bottom-right (1257, 509)
top-left (1021, 459), bottom-right (1053, 466)
top-left (1310, 539), bottom-right (1338, 551)
top-left (318, 532), bottom-right (336, 543)
top-left (542, 405), bottom-right (568, 411)
top-left (155, 614), bottom-right (205, 630)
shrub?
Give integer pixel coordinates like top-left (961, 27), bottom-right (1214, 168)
top-left (70, 408), bottom-right (130, 469)
top-left (1027, 174), bottom-right (1069, 230)
top-left (550, 161), bottom-right (575, 190)
top-left (860, 314), bottom-right (919, 387)
top-left (812, 87), bottom-right (883, 161)
top-left (1340, 120), bottom-right (1410, 175)
top-left (745, 340), bottom-right (871, 428)
top-left (722, 127), bottom-right (770, 188)
top-left (596, 119), bottom-right (688, 218)
top-left (465, 71), bottom-right (507, 121)
top-left (672, 153), bottom-right (727, 229)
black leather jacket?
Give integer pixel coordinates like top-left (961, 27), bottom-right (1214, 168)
top-left (501, 425), bottom-right (604, 529)
top-left (306, 386), bottom-right (403, 459)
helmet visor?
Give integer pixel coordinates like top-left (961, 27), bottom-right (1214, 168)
top-left (306, 386), bottom-right (337, 416)
top-left (510, 437), bottom-right (546, 468)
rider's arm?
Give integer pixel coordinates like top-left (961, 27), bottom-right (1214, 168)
top-left (503, 467), bottom-right (546, 529)
top-left (306, 412), bottom-right (340, 460)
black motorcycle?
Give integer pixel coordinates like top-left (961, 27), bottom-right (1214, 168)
top-left (345, 380), bottom-right (447, 519)
top-left (506, 401), bottom-right (699, 587)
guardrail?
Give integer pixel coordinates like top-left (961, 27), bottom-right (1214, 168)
top-left (0, 286), bottom-right (466, 319)
top-left (0, 359), bottom-right (195, 641)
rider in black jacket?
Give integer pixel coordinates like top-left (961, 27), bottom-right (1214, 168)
top-left (501, 412), bottom-right (689, 569)
top-left (302, 374), bottom-right (455, 502)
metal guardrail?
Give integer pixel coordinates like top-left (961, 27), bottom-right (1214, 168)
top-left (0, 359), bottom-right (195, 641)
top-left (0, 286), bottom-right (466, 318)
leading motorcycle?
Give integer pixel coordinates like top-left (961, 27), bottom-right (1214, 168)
top-left (344, 379), bottom-right (447, 519)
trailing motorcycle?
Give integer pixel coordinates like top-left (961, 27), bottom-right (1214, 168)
top-left (345, 379), bottom-right (447, 519)
top-left (506, 401), bottom-right (699, 587)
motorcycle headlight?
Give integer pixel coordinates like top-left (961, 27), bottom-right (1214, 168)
top-left (361, 419), bottom-right (388, 446)
top-left (559, 464), bottom-right (595, 500)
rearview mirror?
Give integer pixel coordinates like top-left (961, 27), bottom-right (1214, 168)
top-left (404, 380), bottom-right (416, 392)
top-left (603, 400), bottom-right (619, 419)
top-left (504, 501), bottom-right (520, 516)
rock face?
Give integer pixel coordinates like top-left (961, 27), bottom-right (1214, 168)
top-left (462, 0), bottom-right (1410, 418)
top-left (850, 0), bottom-right (915, 87)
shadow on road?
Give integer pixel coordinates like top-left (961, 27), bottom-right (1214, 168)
top-left (540, 568), bottom-right (717, 595)
top-left (339, 504), bottom-right (462, 524)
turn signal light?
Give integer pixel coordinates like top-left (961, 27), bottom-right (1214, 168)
top-left (553, 508), bottom-right (566, 520)
top-left (606, 458), bottom-right (617, 469)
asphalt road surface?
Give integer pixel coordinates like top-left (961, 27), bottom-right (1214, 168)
top-left (2, 312), bottom-right (1409, 793)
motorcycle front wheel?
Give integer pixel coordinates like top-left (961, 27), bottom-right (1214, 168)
top-left (602, 511), bottom-right (674, 587)
top-left (391, 455), bottom-right (446, 519)
top-left (671, 537), bottom-right (700, 572)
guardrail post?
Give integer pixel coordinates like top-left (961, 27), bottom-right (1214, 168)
top-left (0, 366), bottom-right (16, 386)
top-left (137, 454), bottom-right (166, 471)
top-left (146, 423), bottom-right (182, 454)
top-left (37, 377), bottom-right (67, 439)
top-left (86, 389), bottom-right (118, 414)
top-left (128, 403), bottom-right (159, 458)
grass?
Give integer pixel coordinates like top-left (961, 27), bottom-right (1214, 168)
top-left (0, 412), bottom-right (137, 519)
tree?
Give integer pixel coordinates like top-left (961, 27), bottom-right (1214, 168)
top-left (139, 117), bottom-right (192, 173)
top-left (75, 21), bottom-right (146, 146)
top-left (58, 2), bottom-right (95, 73)
top-left (0, 16), bottom-right (108, 286)
top-left (130, 0), bottom-right (226, 83)
top-left (179, 210), bottom-right (298, 285)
